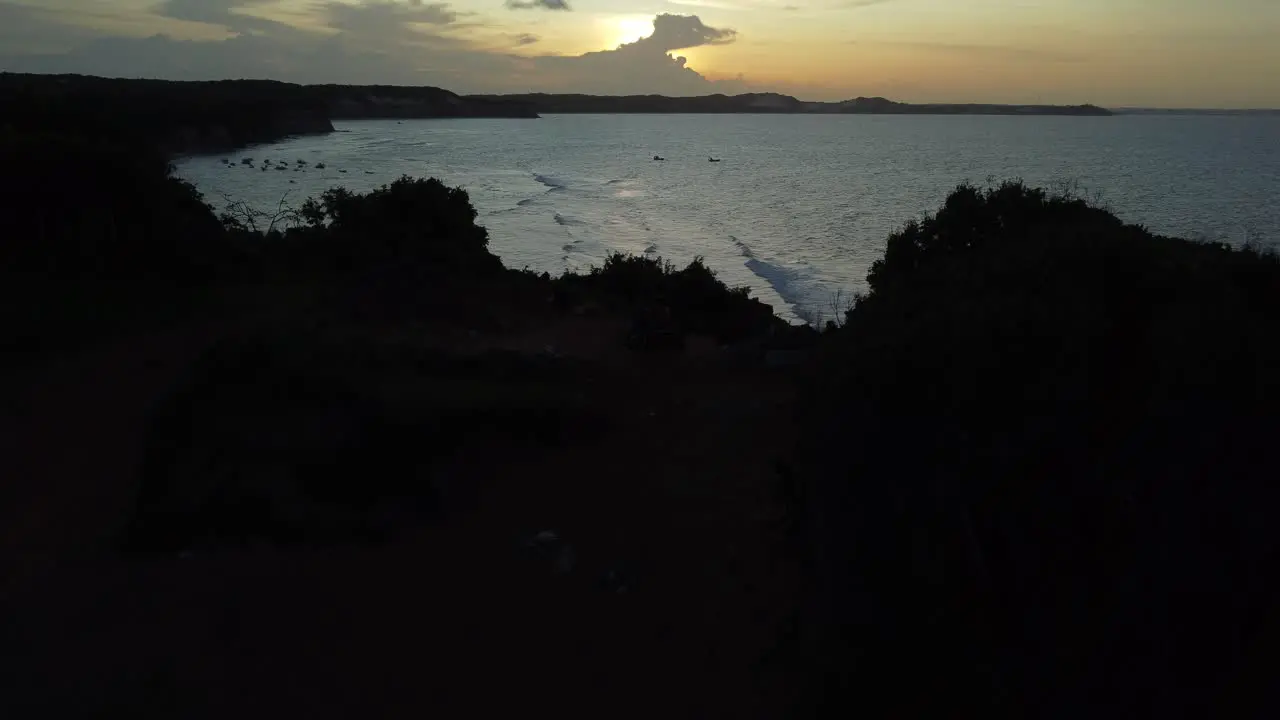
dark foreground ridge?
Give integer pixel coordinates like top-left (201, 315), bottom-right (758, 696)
top-left (1, 107), bottom-right (1275, 718)
top-left (468, 92), bottom-right (1113, 116)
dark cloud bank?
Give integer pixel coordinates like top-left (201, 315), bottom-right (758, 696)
top-left (505, 0), bottom-right (571, 11)
top-left (0, 1), bottom-right (748, 96)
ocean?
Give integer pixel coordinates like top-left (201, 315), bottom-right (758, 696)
top-left (176, 113), bottom-right (1280, 321)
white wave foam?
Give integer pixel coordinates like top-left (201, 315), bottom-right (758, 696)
top-left (744, 257), bottom-right (811, 311)
top-left (534, 174), bottom-right (568, 191)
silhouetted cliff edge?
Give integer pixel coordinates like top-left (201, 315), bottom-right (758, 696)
top-left (0, 74), bottom-right (334, 155)
top-left (320, 84), bottom-right (539, 120)
top-left (0, 74), bottom-right (537, 156)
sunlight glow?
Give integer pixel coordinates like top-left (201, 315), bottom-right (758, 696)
top-left (673, 47), bottom-right (703, 71)
top-left (604, 16), bottom-right (655, 50)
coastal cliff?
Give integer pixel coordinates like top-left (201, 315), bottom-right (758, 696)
top-left (0, 72), bottom-right (1110, 162)
top-left (0, 74), bottom-right (338, 155)
top-left (0, 74), bottom-right (536, 157)
top-left (319, 85), bottom-right (538, 120)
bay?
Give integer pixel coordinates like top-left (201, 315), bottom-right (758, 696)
top-left (177, 114), bottom-right (1280, 320)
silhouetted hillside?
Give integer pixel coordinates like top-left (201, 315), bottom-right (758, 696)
top-left (317, 83), bottom-right (539, 120)
top-left (0, 73), bottom-right (333, 155)
top-left (0, 74), bottom-right (537, 156)
top-left (0, 133), bottom-right (805, 717)
top-left (836, 95), bottom-right (1111, 115)
top-left (468, 92), bottom-right (1113, 116)
top-left (4, 109), bottom-right (1278, 720)
top-left (797, 181), bottom-right (1280, 718)
top-left (467, 92), bottom-right (811, 114)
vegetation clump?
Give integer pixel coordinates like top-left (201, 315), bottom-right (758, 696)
top-left (796, 181), bottom-right (1280, 718)
top-left (552, 252), bottom-right (782, 344)
top-left (7, 96), bottom-right (1280, 717)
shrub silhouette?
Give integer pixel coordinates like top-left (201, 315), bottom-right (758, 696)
top-left (553, 252), bottom-right (778, 343)
top-left (798, 181), bottom-right (1280, 718)
top-left (293, 176), bottom-right (497, 268)
top-left (0, 131), bottom-right (226, 354)
top-left (1, 131), bottom-right (224, 280)
top-left (217, 177), bottom-right (509, 325)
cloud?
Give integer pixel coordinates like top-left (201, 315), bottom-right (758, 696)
top-left (0, 2), bottom-right (97, 53)
top-left (505, 0), bottom-right (571, 10)
top-left (156, 0), bottom-right (457, 38)
top-left (0, 4), bottom-right (750, 97)
top-left (524, 15), bottom-right (743, 95)
top-left (639, 13), bottom-right (736, 51)
top-left (0, 0), bottom-right (484, 83)
top-left (156, 0), bottom-right (275, 29)
top-left (324, 0), bottom-right (458, 36)
top-left (855, 40), bottom-right (1083, 63)
top-left (664, 0), bottom-right (751, 10)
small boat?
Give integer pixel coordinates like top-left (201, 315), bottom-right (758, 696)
top-left (708, 156), bottom-right (721, 162)
top-left (315, 162), bottom-right (326, 169)
top-left (653, 155), bottom-right (665, 161)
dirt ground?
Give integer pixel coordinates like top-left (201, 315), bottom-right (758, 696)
top-left (0, 307), bottom-right (812, 718)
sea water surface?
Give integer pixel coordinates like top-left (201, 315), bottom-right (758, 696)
top-left (177, 114), bottom-right (1280, 320)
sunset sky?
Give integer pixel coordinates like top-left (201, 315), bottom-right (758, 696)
top-left (0, 0), bottom-right (1276, 107)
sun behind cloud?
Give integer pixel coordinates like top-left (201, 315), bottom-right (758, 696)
top-left (603, 15), bottom-right (656, 50)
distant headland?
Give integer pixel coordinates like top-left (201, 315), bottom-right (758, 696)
top-left (468, 92), bottom-right (1114, 116)
top-left (0, 73), bottom-right (1113, 157)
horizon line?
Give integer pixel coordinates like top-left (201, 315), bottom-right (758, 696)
top-left (4, 71), bottom-right (1278, 112)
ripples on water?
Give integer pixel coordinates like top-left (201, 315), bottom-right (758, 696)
top-left (177, 114), bottom-right (1280, 320)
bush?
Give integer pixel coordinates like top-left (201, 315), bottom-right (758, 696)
top-left (553, 252), bottom-right (780, 343)
top-left (0, 131), bottom-right (224, 279)
top-left (0, 131), bottom-right (226, 355)
top-left (292, 176), bottom-right (498, 270)
top-left (798, 182), bottom-right (1280, 717)
top-left (218, 177), bottom-right (509, 325)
